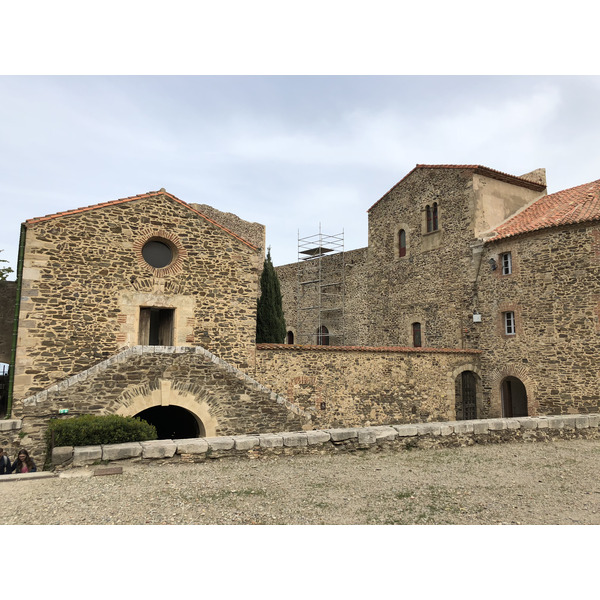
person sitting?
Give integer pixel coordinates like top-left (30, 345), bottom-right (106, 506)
top-left (0, 448), bottom-right (11, 475)
top-left (11, 449), bottom-right (37, 474)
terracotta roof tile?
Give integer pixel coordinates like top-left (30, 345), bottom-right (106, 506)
top-left (489, 178), bottom-right (600, 241)
top-left (367, 164), bottom-right (545, 212)
top-left (256, 343), bottom-right (480, 354)
top-left (24, 189), bottom-right (259, 250)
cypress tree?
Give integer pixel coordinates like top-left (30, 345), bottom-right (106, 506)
top-left (256, 248), bottom-right (286, 343)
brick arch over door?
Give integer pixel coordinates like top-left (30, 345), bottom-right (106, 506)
top-left (116, 379), bottom-right (218, 437)
top-left (487, 365), bottom-right (538, 418)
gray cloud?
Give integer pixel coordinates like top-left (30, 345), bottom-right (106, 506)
top-left (1, 76), bottom-right (599, 271)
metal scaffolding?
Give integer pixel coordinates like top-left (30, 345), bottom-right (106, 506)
top-left (296, 226), bottom-right (345, 346)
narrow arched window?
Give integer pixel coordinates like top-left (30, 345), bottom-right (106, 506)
top-left (426, 205), bottom-right (432, 232)
top-left (412, 322), bottom-right (422, 347)
top-left (432, 202), bottom-right (438, 231)
top-left (317, 325), bottom-right (329, 346)
top-left (399, 229), bottom-right (406, 257)
top-left (286, 331), bottom-right (294, 344)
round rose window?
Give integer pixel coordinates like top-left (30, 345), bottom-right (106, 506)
top-left (142, 240), bottom-right (174, 268)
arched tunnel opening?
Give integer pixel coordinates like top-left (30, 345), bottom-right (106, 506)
top-left (134, 405), bottom-right (205, 440)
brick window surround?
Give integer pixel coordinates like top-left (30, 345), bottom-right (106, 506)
top-left (491, 247), bottom-right (518, 278)
top-left (134, 228), bottom-right (188, 277)
top-left (498, 304), bottom-right (521, 339)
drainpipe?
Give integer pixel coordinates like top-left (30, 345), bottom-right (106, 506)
top-left (6, 224), bottom-right (26, 418)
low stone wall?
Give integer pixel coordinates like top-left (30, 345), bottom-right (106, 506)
top-left (254, 344), bottom-right (482, 427)
top-left (52, 413), bottom-right (600, 469)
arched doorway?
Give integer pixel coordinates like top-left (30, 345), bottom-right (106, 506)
top-left (134, 405), bottom-right (205, 440)
top-left (501, 376), bottom-right (528, 417)
top-left (455, 370), bottom-right (479, 420)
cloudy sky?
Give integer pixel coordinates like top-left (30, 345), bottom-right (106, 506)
top-left (2, 74), bottom-right (600, 276)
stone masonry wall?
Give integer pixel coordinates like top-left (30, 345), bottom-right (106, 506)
top-left (0, 280), bottom-right (16, 364)
top-left (191, 203), bottom-right (266, 251)
top-left (276, 167), bottom-right (543, 352)
top-left (13, 193), bottom-right (262, 400)
top-left (276, 247), bottom-right (370, 346)
top-left (364, 168), bottom-right (487, 349)
top-left (253, 344), bottom-right (482, 429)
top-left (14, 345), bottom-right (310, 460)
top-left (478, 222), bottom-right (600, 416)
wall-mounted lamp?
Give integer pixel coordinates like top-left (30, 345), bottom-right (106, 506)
top-left (489, 258), bottom-right (497, 271)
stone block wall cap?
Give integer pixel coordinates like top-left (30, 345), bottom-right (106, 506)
top-left (233, 436), bottom-right (260, 450)
top-left (282, 432), bottom-right (308, 447)
top-left (175, 438), bottom-right (209, 454)
top-left (306, 430), bottom-right (331, 444)
top-left (327, 428), bottom-right (359, 441)
top-left (206, 437), bottom-right (235, 450)
top-left (0, 419), bottom-right (23, 431)
top-left (393, 425), bottom-right (419, 436)
top-left (141, 440), bottom-right (177, 447)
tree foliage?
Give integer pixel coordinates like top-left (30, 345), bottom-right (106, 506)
top-left (0, 250), bottom-right (12, 281)
top-left (256, 248), bottom-right (286, 343)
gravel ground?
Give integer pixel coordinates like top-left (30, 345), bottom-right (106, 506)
top-left (2, 438), bottom-right (600, 525)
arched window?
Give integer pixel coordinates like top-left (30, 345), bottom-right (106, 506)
top-left (412, 322), bottom-right (422, 347)
top-left (426, 203), bottom-right (439, 233)
top-left (317, 325), bottom-right (329, 346)
top-left (286, 330), bottom-right (294, 344)
top-left (399, 229), bottom-right (406, 257)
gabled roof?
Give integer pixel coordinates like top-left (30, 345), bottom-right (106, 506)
top-left (367, 164), bottom-right (546, 212)
top-left (24, 189), bottom-right (259, 250)
top-left (489, 178), bottom-right (600, 241)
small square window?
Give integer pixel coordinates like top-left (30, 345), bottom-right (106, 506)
top-left (501, 252), bottom-right (512, 275)
top-left (504, 311), bottom-right (515, 335)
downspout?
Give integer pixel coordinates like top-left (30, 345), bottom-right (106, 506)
top-left (6, 223), bottom-right (26, 418)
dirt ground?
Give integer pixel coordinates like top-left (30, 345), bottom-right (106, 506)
top-left (2, 437), bottom-right (600, 525)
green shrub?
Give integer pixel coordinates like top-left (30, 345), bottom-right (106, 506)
top-left (46, 414), bottom-right (158, 448)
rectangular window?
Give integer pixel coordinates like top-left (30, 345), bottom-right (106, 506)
top-left (504, 311), bottom-right (515, 335)
top-left (139, 307), bottom-right (174, 346)
top-left (501, 252), bottom-right (512, 275)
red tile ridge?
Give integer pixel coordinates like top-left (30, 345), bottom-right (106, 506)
top-left (256, 343), bottom-right (481, 354)
top-left (367, 164), bottom-right (545, 213)
top-left (24, 189), bottom-right (259, 251)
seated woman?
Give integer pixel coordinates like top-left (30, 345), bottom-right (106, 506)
top-left (11, 449), bottom-right (37, 474)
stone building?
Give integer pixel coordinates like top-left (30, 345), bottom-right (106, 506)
top-left (276, 164), bottom-right (600, 421)
top-left (1, 189), bottom-right (307, 451)
top-left (2, 164), bottom-right (599, 459)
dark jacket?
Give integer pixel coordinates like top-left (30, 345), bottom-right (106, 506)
top-left (0, 455), bottom-right (11, 475)
top-left (10, 459), bottom-right (37, 474)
